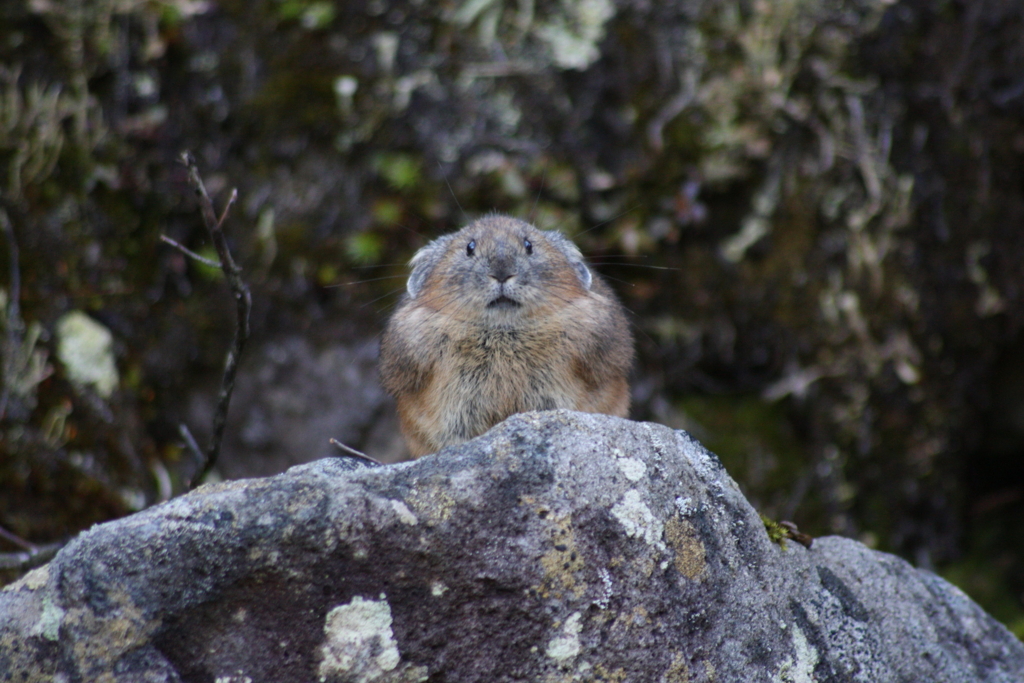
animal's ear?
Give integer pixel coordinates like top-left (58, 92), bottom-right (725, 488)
top-left (544, 229), bottom-right (593, 290)
top-left (573, 261), bottom-right (593, 290)
top-left (407, 234), bottom-right (454, 297)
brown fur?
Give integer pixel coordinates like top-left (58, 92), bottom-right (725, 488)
top-left (380, 215), bottom-right (634, 456)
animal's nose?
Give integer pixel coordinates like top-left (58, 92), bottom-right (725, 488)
top-left (490, 255), bottom-right (516, 283)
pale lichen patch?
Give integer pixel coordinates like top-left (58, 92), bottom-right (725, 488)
top-left (772, 624), bottom-right (819, 683)
top-left (535, 0), bottom-right (616, 70)
top-left (319, 594), bottom-right (431, 683)
top-left (56, 310), bottom-right (119, 398)
top-left (613, 448), bottom-right (647, 482)
top-left (545, 612), bottom-right (583, 661)
top-left (404, 483), bottom-right (457, 527)
top-left (611, 490), bottom-right (666, 553)
top-left (67, 588), bottom-right (161, 677)
top-left (674, 496), bottom-right (696, 517)
top-left (537, 513), bottom-right (587, 600)
top-left (390, 500), bottom-right (419, 526)
top-left (285, 488), bottom-right (328, 517)
top-left (31, 593), bottom-right (63, 641)
top-left (3, 565), bottom-right (49, 593)
top-left (664, 652), bottom-right (691, 683)
top-left (592, 663), bottom-right (627, 682)
top-left (663, 515), bottom-right (707, 581)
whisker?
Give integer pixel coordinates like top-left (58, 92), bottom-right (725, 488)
top-left (597, 273), bottom-right (636, 288)
top-left (349, 261), bottom-right (413, 270)
top-left (590, 262), bottom-right (680, 272)
top-left (344, 331), bottom-right (386, 373)
top-left (528, 173), bottom-right (545, 225)
top-left (324, 274), bottom-right (408, 288)
top-left (573, 204), bottom-right (642, 238)
top-left (439, 161), bottom-right (468, 224)
top-left (391, 221), bottom-right (426, 241)
top-left (626, 316), bottom-right (657, 347)
top-left (360, 286), bottom-right (406, 309)
top-left (404, 290), bottom-right (465, 321)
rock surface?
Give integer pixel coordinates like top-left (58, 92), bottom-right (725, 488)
top-left (186, 335), bottom-right (408, 479)
top-left (1, 411), bottom-right (1021, 682)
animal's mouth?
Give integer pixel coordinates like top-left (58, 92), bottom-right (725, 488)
top-left (487, 295), bottom-right (521, 309)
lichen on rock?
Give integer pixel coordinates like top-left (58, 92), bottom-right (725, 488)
top-left (1, 412), bottom-right (1020, 681)
top-left (56, 310), bottom-right (119, 398)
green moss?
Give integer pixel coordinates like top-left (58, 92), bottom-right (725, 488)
top-left (677, 395), bottom-right (803, 476)
top-left (370, 198), bottom-right (405, 227)
top-left (761, 514), bottom-right (789, 548)
top-left (676, 394), bottom-right (819, 526)
top-left (192, 246), bottom-right (223, 281)
top-left (250, 71), bottom-right (338, 132)
top-left (345, 232), bottom-right (385, 265)
top-left (275, 0), bottom-right (336, 29)
top-left (942, 554), bottom-right (1024, 640)
top-left (373, 153), bottom-right (423, 193)
top-left (316, 263), bottom-right (339, 287)
top-left (940, 507), bottom-right (1024, 641)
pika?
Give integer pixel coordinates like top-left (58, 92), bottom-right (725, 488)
top-left (380, 214), bottom-right (634, 457)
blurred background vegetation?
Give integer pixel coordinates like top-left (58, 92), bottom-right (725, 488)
top-left (0, 0), bottom-right (1022, 637)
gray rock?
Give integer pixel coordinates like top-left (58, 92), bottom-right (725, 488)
top-left (186, 335), bottom-right (407, 479)
top-left (1, 411), bottom-right (1021, 682)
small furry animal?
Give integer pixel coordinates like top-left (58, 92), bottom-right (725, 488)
top-left (380, 214), bottom-right (634, 456)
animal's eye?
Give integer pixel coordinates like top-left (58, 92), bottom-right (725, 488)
top-left (466, 240), bottom-right (476, 257)
top-left (524, 238), bottom-right (533, 255)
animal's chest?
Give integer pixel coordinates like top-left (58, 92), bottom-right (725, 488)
top-left (452, 327), bottom-right (551, 369)
top-left (432, 325), bottom-right (577, 425)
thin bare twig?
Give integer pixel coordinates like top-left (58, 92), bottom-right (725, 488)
top-left (0, 542), bottom-right (63, 571)
top-left (779, 520), bottom-right (814, 549)
top-left (0, 207), bottom-right (21, 420)
top-left (647, 69), bottom-right (698, 153)
top-left (178, 423), bottom-right (204, 481)
top-left (0, 524), bottom-right (34, 551)
top-left (151, 459), bottom-right (173, 503)
top-left (160, 234), bottom-right (221, 268)
top-left (0, 524), bottom-right (63, 571)
top-left (329, 438), bottom-right (382, 466)
top-left (179, 151), bottom-right (252, 488)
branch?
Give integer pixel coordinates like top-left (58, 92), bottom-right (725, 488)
top-left (178, 423), bottom-right (205, 483)
top-left (779, 520), bottom-right (814, 549)
top-left (159, 234), bottom-right (221, 268)
top-left (0, 543), bottom-right (63, 571)
top-left (179, 151), bottom-right (252, 488)
top-left (0, 524), bottom-right (33, 551)
top-left (0, 524), bottom-right (62, 571)
top-left (0, 207), bottom-right (22, 421)
top-left (329, 438), bottom-right (382, 466)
